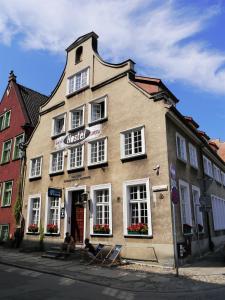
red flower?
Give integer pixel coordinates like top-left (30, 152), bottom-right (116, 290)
top-left (47, 224), bottom-right (58, 233)
top-left (28, 224), bottom-right (38, 233)
top-left (93, 224), bottom-right (110, 234)
top-left (127, 223), bottom-right (148, 234)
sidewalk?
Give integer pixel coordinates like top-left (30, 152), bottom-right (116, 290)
top-left (0, 247), bottom-right (225, 293)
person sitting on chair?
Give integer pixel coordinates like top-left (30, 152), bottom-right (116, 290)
top-left (84, 238), bottom-right (96, 256)
top-left (61, 232), bottom-right (75, 253)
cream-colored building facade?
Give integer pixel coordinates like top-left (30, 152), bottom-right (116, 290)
top-left (22, 32), bottom-right (225, 266)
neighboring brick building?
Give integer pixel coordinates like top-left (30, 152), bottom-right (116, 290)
top-left (22, 32), bottom-right (225, 266)
top-left (0, 71), bottom-right (48, 241)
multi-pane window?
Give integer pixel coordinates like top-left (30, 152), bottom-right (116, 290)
top-left (30, 157), bottom-right (42, 178)
top-left (1, 139), bottom-right (12, 163)
top-left (203, 156), bottom-right (213, 177)
top-left (95, 190), bottom-right (109, 226)
top-left (13, 134), bottom-right (24, 160)
top-left (211, 195), bottom-right (225, 231)
top-left (27, 197), bottom-right (41, 232)
top-left (67, 68), bottom-right (89, 94)
top-left (47, 197), bottom-right (60, 232)
top-left (213, 164), bottom-right (222, 183)
top-left (176, 133), bottom-right (187, 161)
top-left (52, 114), bottom-right (66, 136)
top-left (70, 106), bottom-right (84, 130)
top-left (129, 185), bottom-right (148, 225)
top-left (121, 126), bottom-right (145, 159)
top-left (179, 180), bottom-right (193, 234)
top-left (123, 179), bottom-right (151, 236)
top-left (89, 96), bottom-right (107, 123)
top-left (1, 181), bottom-right (13, 207)
top-left (192, 186), bottom-right (204, 233)
top-left (68, 145), bottom-right (83, 170)
top-left (189, 143), bottom-right (198, 168)
top-left (0, 111), bottom-right (11, 131)
top-left (88, 138), bottom-right (107, 165)
top-left (50, 151), bottom-right (64, 173)
top-left (90, 184), bottom-right (112, 235)
top-left (0, 225), bottom-right (9, 241)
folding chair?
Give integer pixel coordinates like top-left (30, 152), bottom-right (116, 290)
top-left (102, 244), bottom-right (122, 267)
top-left (87, 243), bottom-right (105, 265)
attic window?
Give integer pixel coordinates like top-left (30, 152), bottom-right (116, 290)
top-left (75, 46), bottom-right (83, 64)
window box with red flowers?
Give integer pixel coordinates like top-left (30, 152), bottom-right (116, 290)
top-left (127, 223), bottom-right (148, 235)
top-left (28, 224), bottom-right (39, 233)
top-left (93, 224), bottom-right (110, 234)
top-left (47, 224), bottom-right (58, 234)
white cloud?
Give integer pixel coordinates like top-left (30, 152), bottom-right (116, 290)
top-left (0, 0), bottom-right (225, 94)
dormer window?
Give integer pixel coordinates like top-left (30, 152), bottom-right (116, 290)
top-left (67, 68), bottom-right (89, 95)
top-left (75, 46), bottom-right (83, 64)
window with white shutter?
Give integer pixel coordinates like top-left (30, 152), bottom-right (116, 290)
top-left (192, 186), bottom-right (204, 233)
top-left (176, 133), bottom-right (187, 162)
top-left (189, 143), bottom-right (198, 169)
top-left (179, 180), bottom-right (193, 234)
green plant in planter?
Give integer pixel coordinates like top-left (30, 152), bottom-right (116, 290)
top-left (127, 223), bottom-right (148, 234)
top-left (28, 224), bottom-right (39, 233)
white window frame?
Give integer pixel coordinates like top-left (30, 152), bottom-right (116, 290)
top-left (123, 178), bottom-right (152, 237)
top-left (0, 224), bottom-right (9, 241)
top-left (29, 156), bottom-right (43, 179)
top-left (0, 110), bottom-right (11, 131)
top-left (67, 145), bottom-right (84, 170)
top-left (178, 180), bottom-right (193, 234)
top-left (49, 150), bottom-right (64, 174)
top-left (192, 185), bottom-right (204, 233)
top-left (1, 180), bottom-right (13, 207)
top-left (67, 67), bottom-right (89, 95)
top-left (13, 133), bottom-right (24, 160)
top-left (188, 143), bottom-right (198, 169)
top-left (45, 194), bottom-right (61, 234)
top-left (51, 113), bottom-right (66, 137)
top-left (176, 133), bottom-right (187, 162)
top-left (88, 137), bottom-right (107, 166)
top-left (1, 139), bottom-right (12, 164)
top-left (69, 105), bottom-right (85, 130)
top-left (213, 164), bottom-right (222, 184)
top-left (90, 183), bottom-right (112, 235)
top-left (120, 126), bottom-right (146, 159)
top-left (88, 95), bottom-right (107, 124)
top-left (26, 194), bottom-right (41, 233)
top-left (211, 195), bottom-right (225, 231)
top-left (203, 155), bottom-right (213, 178)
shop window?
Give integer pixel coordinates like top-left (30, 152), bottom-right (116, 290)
top-left (120, 126), bottom-right (145, 160)
top-left (29, 157), bottom-right (42, 178)
top-left (50, 151), bottom-right (64, 174)
top-left (203, 155), bottom-right (213, 178)
top-left (67, 68), bottom-right (89, 95)
top-left (179, 180), bottom-right (193, 235)
top-left (0, 224), bottom-right (9, 241)
top-left (27, 196), bottom-right (41, 233)
top-left (89, 96), bottom-right (107, 124)
top-left (123, 178), bottom-right (151, 236)
top-left (188, 143), bottom-right (198, 169)
top-left (68, 145), bottom-right (84, 170)
top-left (176, 133), bottom-right (187, 162)
top-left (90, 184), bottom-right (112, 235)
top-left (46, 197), bottom-right (60, 234)
top-left (70, 106), bottom-right (84, 130)
top-left (52, 114), bottom-right (66, 137)
top-left (88, 138), bottom-right (107, 166)
top-left (1, 139), bottom-right (12, 164)
top-left (75, 46), bottom-right (83, 64)
top-left (13, 134), bottom-right (24, 160)
top-left (1, 181), bottom-right (13, 207)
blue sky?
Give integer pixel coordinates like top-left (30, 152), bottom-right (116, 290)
top-left (0, 0), bottom-right (225, 140)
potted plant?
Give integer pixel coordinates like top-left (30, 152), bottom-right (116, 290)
top-left (47, 224), bottom-right (58, 233)
top-left (127, 223), bottom-right (148, 235)
top-left (93, 224), bottom-right (110, 234)
top-left (28, 224), bottom-right (39, 233)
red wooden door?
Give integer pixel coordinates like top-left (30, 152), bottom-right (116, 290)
top-left (74, 205), bottom-right (84, 244)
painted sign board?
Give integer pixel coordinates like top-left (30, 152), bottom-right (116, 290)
top-left (48, 188), bottom-right (62, 198)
